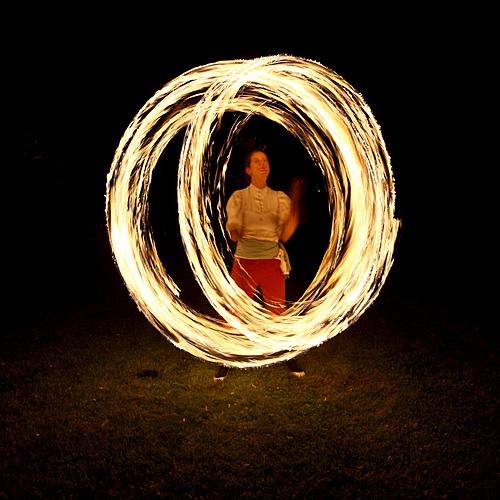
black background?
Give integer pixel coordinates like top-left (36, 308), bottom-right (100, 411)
top-left (10, 9), bottom-right (488, 327)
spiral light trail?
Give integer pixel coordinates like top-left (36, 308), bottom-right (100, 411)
top-left (106, 55), bottom-right (400, 367)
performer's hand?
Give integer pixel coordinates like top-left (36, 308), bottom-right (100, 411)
top-left (229, 229), bottom-right (240, 242)
top-left (289, 176), bottom-right (305, 203)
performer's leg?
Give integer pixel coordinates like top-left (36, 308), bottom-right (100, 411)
top-left (259, 259), bottom-right (305, 377)
top-left (231, 258), bottom-right (258, 299)
top-left (258, 259), bottom-right (286, 315)
top-left (214, 258), bottom-right (258, 381)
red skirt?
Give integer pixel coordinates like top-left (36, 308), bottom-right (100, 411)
top-left (231, 257), bottom-right (285, 315)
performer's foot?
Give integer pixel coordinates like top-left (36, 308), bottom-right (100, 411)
top-left (214, 366), bottom-right (229, 381)
top-left (286, 359), bottom-right (305, 378)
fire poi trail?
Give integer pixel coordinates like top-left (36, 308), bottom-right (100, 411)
top-left (105, 55), bottom-right (400, 367)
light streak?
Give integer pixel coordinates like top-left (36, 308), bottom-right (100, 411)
top-left (106, 55), bottom-right (400, 367)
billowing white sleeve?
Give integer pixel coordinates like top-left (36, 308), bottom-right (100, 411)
top-left (226, 190), bottom-right (243, 234)
top-left (277, 191), bottom-right (291, 227)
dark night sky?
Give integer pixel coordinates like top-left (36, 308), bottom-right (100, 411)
top-left (10, 11), bottom-right (487, 325)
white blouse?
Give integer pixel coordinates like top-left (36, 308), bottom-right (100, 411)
top-left (226, 184), bottom-right (291, 242)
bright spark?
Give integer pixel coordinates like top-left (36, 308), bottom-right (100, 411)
top-left (106, 55), bottom-right (400, 367)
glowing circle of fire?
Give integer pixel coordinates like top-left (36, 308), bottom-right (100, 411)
top-left (106, 55), bottom-right (400, 367)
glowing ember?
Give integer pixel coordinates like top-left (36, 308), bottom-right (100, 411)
top-left (105, 55), bottom-right (400, 367)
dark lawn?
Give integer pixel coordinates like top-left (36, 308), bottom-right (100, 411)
top-left (1, 263), bottom-right (496, 499)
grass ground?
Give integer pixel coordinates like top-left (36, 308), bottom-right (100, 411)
top-left (1, 274), bottom-right (496, 499)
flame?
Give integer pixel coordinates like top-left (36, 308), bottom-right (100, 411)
top-left (106, 55), bottom-right (400, 367)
